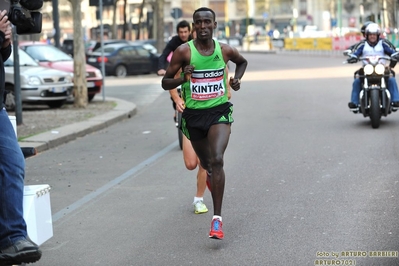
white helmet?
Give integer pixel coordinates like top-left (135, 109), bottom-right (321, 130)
top-left (365, 23), bottom-right (381, 35)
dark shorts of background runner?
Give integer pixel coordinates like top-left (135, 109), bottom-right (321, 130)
top-left (181, 102), bottom-right (233, 141)
top-left (171, 97), bottom-right (176, 110)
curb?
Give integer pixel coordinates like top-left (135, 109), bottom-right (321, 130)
top-left (18, 97), bottom-right (137, 153)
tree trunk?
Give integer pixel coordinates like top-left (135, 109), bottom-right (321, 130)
top-left (155, 0), bottom-right (164, 52)
top-left (70, 0), bottom-right (88, 108)
top-left (122, 0), bottom-right (127, 39)
top-left (136, 0), bottom-right (146, 40)
top-left (112, 0), bottom-right (120, 39)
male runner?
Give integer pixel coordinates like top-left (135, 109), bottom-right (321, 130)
top-left (162, 7), bottom-right (248, 240)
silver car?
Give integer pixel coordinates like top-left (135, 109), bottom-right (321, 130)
top-left (4, 48), bottom-right (73, 110)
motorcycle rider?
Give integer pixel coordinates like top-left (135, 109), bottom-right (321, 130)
top-left (347, 23), bottom-right (399, 109)
top-left (347, 21), bottom-right (372, 52)
top-left (349, 21), bottom-right (397, 53)
top-left (347, 22), bottom-right (397, 79)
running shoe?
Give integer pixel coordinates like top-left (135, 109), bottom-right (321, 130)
top-left (206, 172), bottom-right (212, 192)
top-left (193, 200), bottom-right (208, 214)
top-left (209, 218), bottom-right (224, 240)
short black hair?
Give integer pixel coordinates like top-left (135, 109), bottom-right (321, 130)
top-left (193, 7), bottom-right (216, 21)
top-left (176, 20), bottom-right (191, 33)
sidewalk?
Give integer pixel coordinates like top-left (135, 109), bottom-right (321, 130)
top-left (18, 97), bottom-right (137, 153)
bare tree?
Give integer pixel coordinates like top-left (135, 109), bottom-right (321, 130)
top-left (148, 1), bottom-right (155, 39)
top-left (136, 0), bottom-right (146, 40)
top-left (122, 0), bottom-right (127, 39)
top-left (69, 0), bottom-right (88, 108)
top-left (155, 0), bottom-right (164, 52)
top-left (112, 0), bottom-right (120, 39)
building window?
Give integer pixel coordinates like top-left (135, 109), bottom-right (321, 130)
top-left (209, 1), bottom-right (225, 19)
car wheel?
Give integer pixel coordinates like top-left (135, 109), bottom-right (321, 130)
top-left (4, 84), bottom-right (15, 111)
top-left (88, 94), bottom-right (95, 102)
top-left (47, 100), bottom-right (66, 109)
top-left (115, 65), bottom-right (127, 78)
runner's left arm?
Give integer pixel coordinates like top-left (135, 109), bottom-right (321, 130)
top-left (222, 44), bottom-right (248, 91)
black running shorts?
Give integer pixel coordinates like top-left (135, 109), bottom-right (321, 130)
top-left (181, 102), bottom-right (234, 141)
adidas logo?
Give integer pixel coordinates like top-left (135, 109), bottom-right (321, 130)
top-left (213, 55), bottom-right (221, 61)
top-left (218, 115), bottom-right (228, 122)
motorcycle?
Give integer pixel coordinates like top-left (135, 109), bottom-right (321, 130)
top-left (345, 53), bottom-right (399, 128)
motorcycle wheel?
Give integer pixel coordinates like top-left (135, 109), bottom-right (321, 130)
top-left (369, 89), bottom-right (381, 129)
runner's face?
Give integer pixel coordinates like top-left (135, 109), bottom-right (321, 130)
top-left (193, 11), bottom-right (216, 40)
top-left (178, 27), bottom-right (190, 42)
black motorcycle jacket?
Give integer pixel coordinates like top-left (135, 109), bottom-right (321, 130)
top-left (0, 30), bottom-right (11, 108)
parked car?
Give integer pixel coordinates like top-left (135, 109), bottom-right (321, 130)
top-left (62, 39), bottom-right (98, 56)
top-left (85, 40), bottom-right (97, 55)
top-left (86, 39), bottom-right (130, 55)
top-left (4, 48), bottom-right (74, 110)
top-left (61, 38), bottom-right (73, 56)
top-left (86, 43), bottom-right (159, 77)
top-left (130, 39), bottom-right (158, 54)
top-left (19, 42), bottom-right (103, 101)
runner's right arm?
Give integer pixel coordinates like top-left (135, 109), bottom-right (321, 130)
top-left (162, 44), bottom-right (191, 91)
top-left (169, 69), bottom-right (185, 113)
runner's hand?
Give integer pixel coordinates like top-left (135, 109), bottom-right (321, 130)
top-left (183, 65), bottom-right (194, 82)
top-left (157, 69), bottom-right (166, 76)
top-left (175, 99), bottom-right (185, 113)
top-left (229, 77), bottom-right (241, 91)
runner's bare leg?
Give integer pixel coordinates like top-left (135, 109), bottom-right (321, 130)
top-left (191, 124), bottom-right (231, 215)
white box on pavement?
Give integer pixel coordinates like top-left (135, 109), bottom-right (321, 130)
top-left (23, 185), bottom-right (53, 246)
top-left (8, 115), bottom-right (16, 136)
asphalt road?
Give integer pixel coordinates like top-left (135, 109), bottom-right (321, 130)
top-left (24, 53), bottom-right (399, 266)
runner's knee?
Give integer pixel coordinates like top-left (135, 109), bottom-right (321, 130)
top-left (184, 160), bottom-right (198, 170)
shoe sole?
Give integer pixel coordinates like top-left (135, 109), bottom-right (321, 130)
top-left (194, 209), bottom-right (208, 214)
top-left (209, 234), bottom-right (223, 240)
top-left (0, 250), bottom-right (42, 265)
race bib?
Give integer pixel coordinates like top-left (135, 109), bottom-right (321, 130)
top-left (190, 68), bottom-right (226, 100)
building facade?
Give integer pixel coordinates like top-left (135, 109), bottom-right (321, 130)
top-left (38, 0), bottom-right (399, 42)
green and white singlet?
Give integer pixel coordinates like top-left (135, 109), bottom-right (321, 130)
top-left (182, 40), bottom-right (228, 109)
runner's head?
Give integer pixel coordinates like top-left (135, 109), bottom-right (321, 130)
top-left (192, 7), bottom-right (217, 41)
top-left (176, 20), bottom-right (191, 43)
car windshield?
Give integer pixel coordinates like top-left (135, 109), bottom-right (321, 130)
top-left (4, 49), bottom-right (39, 67)
top-left (142, 43), bottom-right (157, 52)
top-left (93, 46), bottom-right (115, 53)
top-left (23, 45), bottom-right (72, 62)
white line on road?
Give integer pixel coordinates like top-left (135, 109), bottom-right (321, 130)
top-left (51, 141), bottom-right (178, 222)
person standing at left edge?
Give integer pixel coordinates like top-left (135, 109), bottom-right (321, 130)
top-left (0, 9), bottom-right (42, 266)
top-left (162, 7), bottom-right (248, 240)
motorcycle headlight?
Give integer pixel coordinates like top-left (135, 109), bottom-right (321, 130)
top-left (364, 64), bottom-right (374, 75)
top-left (375, 64), bottom-right (385, 75)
